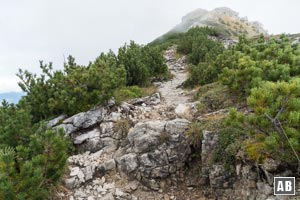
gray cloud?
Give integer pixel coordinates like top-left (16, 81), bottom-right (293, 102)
top-left (1, 0), bottom-right (300, 92)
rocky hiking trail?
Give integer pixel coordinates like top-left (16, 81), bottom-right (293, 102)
top-left (52, 46), bottom-right (202, 200)
top-left (127, 46), bottom-right (196, 123)
top-left (52, 46), bottom-right (289, 200)
top-left (159, 47), bottom-right (189, 107)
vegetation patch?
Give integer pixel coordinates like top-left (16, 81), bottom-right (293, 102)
top-left (195, 82), bottom-right (236, 114)
top-left (212, 125), bottom-right (244, 172)
top-left (1, 39), bottom-right (169, 198)
top-left (114, 119), bottom-right (131, 138)
top-left (0, 101), bottom-right (71, 199)
top-left (17, 41), bottom-right (168, 122)
top-left (186, 119), bottom-right (223, 149)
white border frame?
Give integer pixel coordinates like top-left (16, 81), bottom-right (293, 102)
top-left (274, 177), bottom-right (295, 196)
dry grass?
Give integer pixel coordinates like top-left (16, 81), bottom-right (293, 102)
top-left (218, 16), bottom-right (261, 37)
top-left (195, 82), bottom-right (236, 115)
top-left (174, 51), bottom-right (184, 60)
top-left (141, 85), bottom-right (157, 96)
top-left (114, 85), bottom-right (158, 104)
top-left (203, 113), bottom-right (226, 120)
top-left (114, 119), bottom-right (131, 138)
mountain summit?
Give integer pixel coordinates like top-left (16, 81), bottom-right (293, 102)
top-left (170, 7), bottom-right (267, 37)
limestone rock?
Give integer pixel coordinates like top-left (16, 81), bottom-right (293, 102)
top-left (100, 122), bottom-right (114, 137)
top-left (55, 123), bottom-right (77, 135)
top-left (117, 153), bottom-right (138, 173)
top-left (99, 159), bottom-right (116, 171)
top-left (65, 176), bottom-right (78, 189)
top-left (55, 107), bottom-right (106, 135)
top-left (128, 92), bottom-right (161, 106)
top-left (209, 164), bottom-right (227, 188)
top-left (101, 137), bottom-right (119, 153)
top-left (101, 193), bottom-right (114, 200)
top-left (118, 118), bottom-right (191, 190)
top-left (175, 103), bottom-right (190, 117)
top-left (82, 165), bottom-right (95, 181)
top-left (74, 190), bottom-right (87, 198)
top-left (165, 118), bottom-right (190, 135)
top-left (103, 182), bottom-right (115, 190)
top-left (47, 114), bottom-right (67, 127)
top-left (70, 167), bottom-right (80, 176)
top-left (74, 129), bottom-right (100, 144)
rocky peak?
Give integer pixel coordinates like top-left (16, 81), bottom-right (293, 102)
top-left (211, 7), bottom-right (239, 17)
top-left (171, 7), bottom-right (267, 37)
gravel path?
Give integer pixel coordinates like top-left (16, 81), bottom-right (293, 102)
top-left (159, 46), bottom-right (190, 107)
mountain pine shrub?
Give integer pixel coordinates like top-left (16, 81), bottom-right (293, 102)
top-left (225, 79), bottom-right (300, 163)
top-left (0, 102), bottom-right (70, 199)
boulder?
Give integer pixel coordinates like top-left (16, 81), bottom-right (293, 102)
top-left (69, 167), bottom-right (85, 185)
top-left (175, 103), bottom-right (190, 117)
top-left (128, 93), bottom-right (161, 106)
top-left (165, 118), bottom-right (190, 135)
top-left (65, 176), bottom-right (79, 189)
top-left (74, 129), bottom-right (100, 144)
top-left (209, 164), bottom-right (227, 188)
top-left (99, 122), bottom-right (114, 137)
top-left (101, 193), bottom-right (114, 200)
top-left (47, 114), bottom-right (67, 127)
top-left (82, 165), bottom-right (95, 181)
top-left (119, 119), bottom-right (191, 189)
top-left (101, 137), bottom-right (119, 153)
top-left (55, 107), bottom-right (106, 135)
top-left (117, 153), bottom-right (139, 174)
top-left (55, 123), bottom-right (77, 135)
top-left (79, 136), bottom-right (102, 152)
top-left (99, 159), bottom-right (116, 171)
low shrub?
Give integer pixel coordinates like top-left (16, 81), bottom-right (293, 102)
top-left (114, 86), bottom-right (143, 104)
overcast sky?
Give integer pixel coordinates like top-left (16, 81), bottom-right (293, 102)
top-left (1, 0), bottom-right (300, 93)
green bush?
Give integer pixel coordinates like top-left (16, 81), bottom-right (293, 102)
top-left (224, 79), bottom-right (300, 163)
top-left (184, 62), bottom-right (220, 86)
top-left (219, 35), bottom-right (300, 97)
top-left (175, 27), bottom-right (225, 86)
top-left (17, 41), bottom-right (168, 122)
top-left (118, 41), bottom-right (168, 86)
top-left (118, 42), bottom-right (150, 86)
top-left (114, 86), bottom-right (143, 103)
top-left (18, 53), bottom-right (126, 122)
top-left (0, 101), bottom-right (33, 148)
top-left (177, 27), bottom-right (220, 55)
top-left (0, 102), bottom-right (70, 199)
top-left (213, 126), bottom-right (242, 172)
top-left (141, 45), bottom-right (169, 80)
top-left (177, 27), bottom-right (224, 65)
top-left (246, 79), bottom-right (300, 162)
top-left (149, 32), bottom-right (184, 51)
